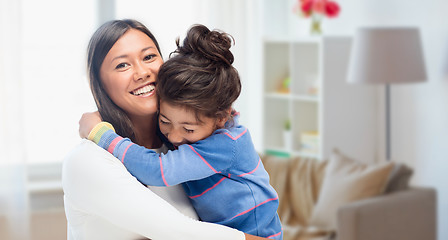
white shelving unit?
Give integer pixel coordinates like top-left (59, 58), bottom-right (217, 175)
top-left (262, 36), bottom-right (377, 162)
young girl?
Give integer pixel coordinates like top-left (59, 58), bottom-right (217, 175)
top-left (80, 24), bottom-right (282, 239)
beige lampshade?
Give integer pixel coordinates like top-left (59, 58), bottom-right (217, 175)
top-left (347, 27), bottom-right (427, 84)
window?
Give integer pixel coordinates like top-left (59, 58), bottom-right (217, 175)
top-left (0, 0), bottom-right (98, 166)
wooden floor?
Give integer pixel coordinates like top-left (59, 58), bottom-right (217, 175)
top-left (30, 209), bottom-right (67, 240)
top-left (0, 189), bottom-right (67, 240)
top-left (0, 210), bottom-right (67, 240)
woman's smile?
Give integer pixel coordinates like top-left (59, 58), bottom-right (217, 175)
top-left (131, 82), bottom-right (156, 97)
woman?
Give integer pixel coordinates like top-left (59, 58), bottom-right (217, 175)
top-left (62, 19), bottom-right (269, 240)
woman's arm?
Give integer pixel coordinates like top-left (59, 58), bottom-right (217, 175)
top-left (245, 234), bottom-right (271, 240)
top-left (62, 140), bottom-right (245, 240)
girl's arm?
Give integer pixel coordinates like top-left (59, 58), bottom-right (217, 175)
top-left (63, 140), bottom-right (246, 240)
top-left (86, 122), bottom-right (234, 187)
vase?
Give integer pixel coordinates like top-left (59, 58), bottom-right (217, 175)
top-left (283, 130), bottom-right (292, 151)
top-left (310, 14), bottom-right (323, 36)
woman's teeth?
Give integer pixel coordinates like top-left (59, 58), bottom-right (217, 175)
top-left (132, 84), bottom-right (155, 96)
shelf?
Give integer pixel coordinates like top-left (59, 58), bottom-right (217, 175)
top-left (265, 92), bottom-right (290, 100)
top-left (292, 95), bottom-right (318, 102)
top-left (265, 93), bottom-right (319, 102)
top-left (262, 36), bottom-right (375, 161)
top-left (264, 148), bottom-right (320, 159)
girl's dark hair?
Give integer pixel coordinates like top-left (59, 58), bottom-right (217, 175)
top-left (156, 24), bottom-right (241, 124)
top-left (87, 19), bottom-right (162, 141)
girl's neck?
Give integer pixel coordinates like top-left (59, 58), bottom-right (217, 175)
top-left (129, 114), bottom-right (162, 149)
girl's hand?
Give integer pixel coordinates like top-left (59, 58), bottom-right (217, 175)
top-left (79, 111), bottom-right (102, 138)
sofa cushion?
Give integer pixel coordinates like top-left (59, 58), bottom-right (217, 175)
top-left (308, 149), bottom-right (394, 231)
top-left (261, 154), bottom-right (328, 227)
top-left (384, 163), bottom-right (413, 193)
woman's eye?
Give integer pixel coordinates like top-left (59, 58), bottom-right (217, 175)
top-left (115, 63), bottom-right (129, 69)
top-left (144, 54), bottom-right (156, 61)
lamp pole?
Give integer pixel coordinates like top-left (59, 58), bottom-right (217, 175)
top-left (385, 84), bottom-right (391, 161)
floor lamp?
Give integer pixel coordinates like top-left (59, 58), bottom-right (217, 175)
top-left (347, 27), bottom-right (427, 161)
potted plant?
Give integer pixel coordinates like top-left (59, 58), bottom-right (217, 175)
top-left (283, 119), bottom-right (292, 151)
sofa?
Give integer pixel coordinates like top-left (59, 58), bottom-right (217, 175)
top-left (261, 149), bottom-right (437, 240)
top-left (336, 187), bottom-right (436, 240)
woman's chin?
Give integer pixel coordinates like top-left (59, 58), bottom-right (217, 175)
top-left (126, 103), bottom-right (158, 119)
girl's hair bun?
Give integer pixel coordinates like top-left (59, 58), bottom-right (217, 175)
top-left (158, 24), bottom-right (241, 124)
top-left (176, 24), bottom-right (234, 67)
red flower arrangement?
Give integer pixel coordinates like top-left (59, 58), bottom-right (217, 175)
top-left (295, 0), bottom-right (341, 18)
top-left (293, 0), bottom-right (341, 35)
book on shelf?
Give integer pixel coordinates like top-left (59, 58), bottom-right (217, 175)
top-left (300, 131), bottom-right (319, 155)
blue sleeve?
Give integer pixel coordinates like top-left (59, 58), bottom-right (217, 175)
top-left (96, 130), bottom-right (235, 186)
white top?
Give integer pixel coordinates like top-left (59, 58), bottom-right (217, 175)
top-left (62, 139), bottom-right (244, 240)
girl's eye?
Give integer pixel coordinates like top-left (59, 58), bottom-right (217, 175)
top-left (184, 128), bottom-right (194, 133)
top-left (144, 54), bottom-right (156, 61)
top-left (159, 119), bottom-right (170, 125)
top-left (115, 63), bottom-right (129, 69)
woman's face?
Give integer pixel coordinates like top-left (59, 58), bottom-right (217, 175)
top-left (100, 29), bottom-right (163, 118)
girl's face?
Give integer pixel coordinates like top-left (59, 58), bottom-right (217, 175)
top-left (100, 29), bottom-right (163, 119)
top-left (158, 101), bottom-right (226, 148)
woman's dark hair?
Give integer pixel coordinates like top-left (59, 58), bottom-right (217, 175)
top-left (156, 24), bottom-right (241, 124)
top-left (87, 19), bottom-right (162, 141)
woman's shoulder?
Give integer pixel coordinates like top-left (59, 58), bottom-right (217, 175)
top-left (62, 139), bottom-right (118, 185)
top-left (64, 139), bottom-right (110, 165)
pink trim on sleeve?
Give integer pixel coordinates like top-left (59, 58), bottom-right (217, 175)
top-left (230, 197), bottom-right (279, 220)
top-left (188, 145), bottom-right (218, 173)
top-left (188, 176), bottom-right (227, 199)
top-left (266, 231), bottom-right (282, 239)
top-left (107, 136), bottom-right (123, 154)
top-left (159, 156), bottom-right (170, 186)
top-left (120, 143), bottom-right (134, 163)
top-left (237, 158), bottom-right (261, 177)
top-left (222, 128), bottom-right (247, 140)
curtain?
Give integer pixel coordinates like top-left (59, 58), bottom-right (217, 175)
top-left (0, 0), bottom-right (30, 239)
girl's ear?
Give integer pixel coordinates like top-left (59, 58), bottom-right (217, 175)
top-left (216, 108), bottom-right (232, 128)
top-left (216, 117), bottom-right (227, 128)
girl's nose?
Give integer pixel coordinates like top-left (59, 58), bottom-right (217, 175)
top-left (167, 130), bottom-right (183, 146)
